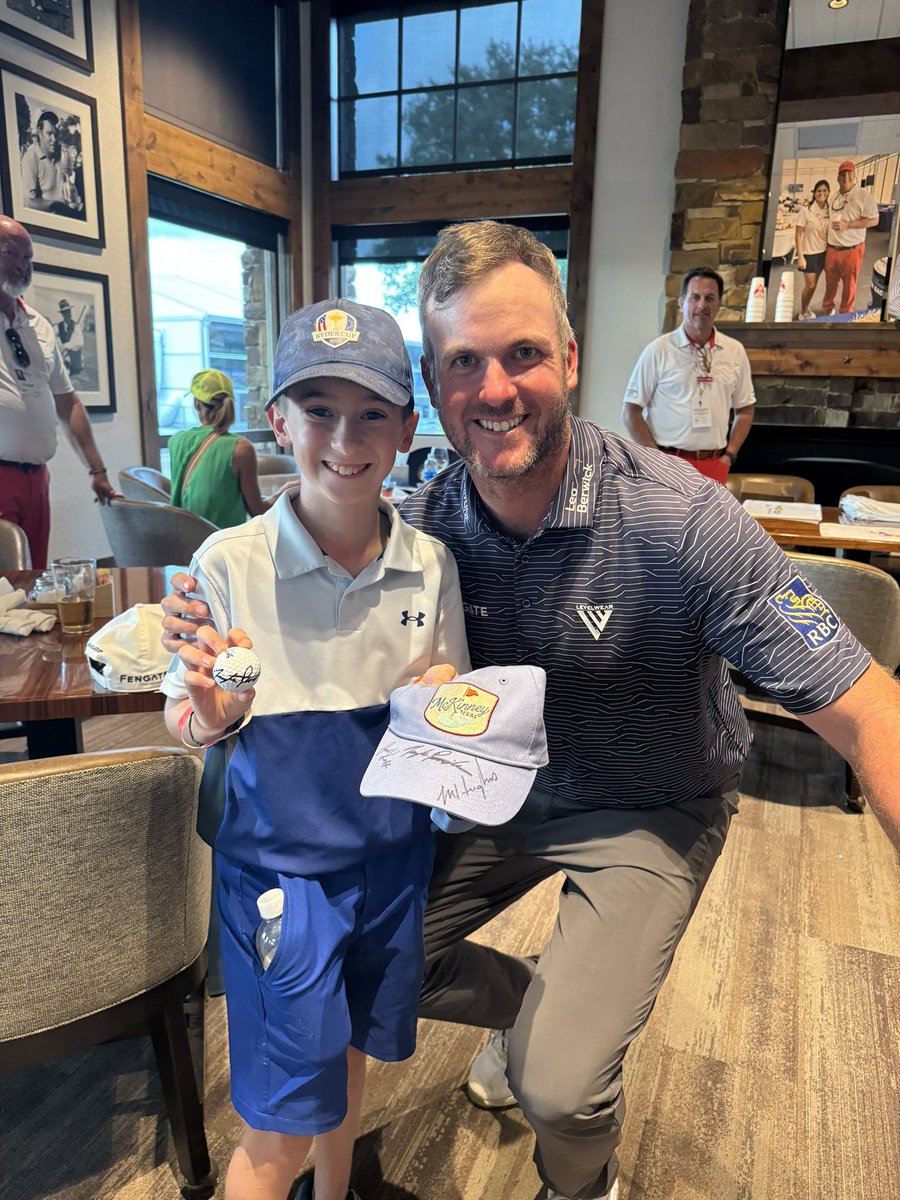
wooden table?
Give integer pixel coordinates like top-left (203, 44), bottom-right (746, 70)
top-left (753, 506), bottom-right (900, 558)
top-left (0, 567), bottom-right (169, 758)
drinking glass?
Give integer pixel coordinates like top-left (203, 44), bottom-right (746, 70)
top-left (50, 557), bottom-right (97, 634)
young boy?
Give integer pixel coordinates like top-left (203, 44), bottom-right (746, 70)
top-left (162, 299), bottom-right (469, 1200)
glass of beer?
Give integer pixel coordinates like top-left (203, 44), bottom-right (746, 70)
top-left (50, 557), bottom-right (97, 634)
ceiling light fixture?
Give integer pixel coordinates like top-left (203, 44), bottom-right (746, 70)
top-left (827, 0), bottom-right (849, 10)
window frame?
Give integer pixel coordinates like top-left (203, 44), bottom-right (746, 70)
top-left (332, 1), bottom-right (580, 179)
top-left (309, 0), bottom-right (602, 412)
top-left (146, 180), bottom-right (290, 455)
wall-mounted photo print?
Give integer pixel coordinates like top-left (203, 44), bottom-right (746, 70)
top-left (0, 0), bottom-right (93, 73)
top-left (0, 62), bottom-right (103, 247)
top-left (31, 264), bottom-right (115, 413)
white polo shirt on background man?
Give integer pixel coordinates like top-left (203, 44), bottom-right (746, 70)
top-left (623, 269), bottom-right (755, 485)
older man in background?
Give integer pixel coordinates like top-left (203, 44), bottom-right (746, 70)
top-left (0, 215), bottom-right (116, 567)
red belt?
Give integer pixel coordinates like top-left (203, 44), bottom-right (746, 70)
top-left (658, 446), bottom-right (723, 461)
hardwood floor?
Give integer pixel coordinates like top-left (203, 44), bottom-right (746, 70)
top-left (1, 714), bottom-right (898, 1200)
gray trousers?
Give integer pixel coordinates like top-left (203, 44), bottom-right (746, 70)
top-left (420, 784), bottom-right (739, 1200)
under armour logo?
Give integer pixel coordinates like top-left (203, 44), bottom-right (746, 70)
top-left (401, 610), bottom-right (426, 627)
top-left (576, 605), bottom-right (613, 640)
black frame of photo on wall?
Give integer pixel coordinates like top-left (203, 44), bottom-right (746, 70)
top-left (0, 0), bottom-right (93, 73)
top-left (30, 262), bottom-right (116, 414)
top-left (0, 61), bottom-right (104, 248)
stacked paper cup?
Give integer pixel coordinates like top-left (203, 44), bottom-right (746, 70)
top-left (744, 277), bottom-right (767, 322)
top-left (774, 271), bottom-right (795, 322)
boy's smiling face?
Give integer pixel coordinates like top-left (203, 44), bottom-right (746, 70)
top-left (267, 377), bottom-right (417, 512)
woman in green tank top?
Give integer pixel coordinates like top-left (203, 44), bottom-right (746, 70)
top-left (169, 369), bottom-right (282, 528)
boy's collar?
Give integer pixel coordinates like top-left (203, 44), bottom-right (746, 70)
top-left (265, 492), bottom-right (425, 579)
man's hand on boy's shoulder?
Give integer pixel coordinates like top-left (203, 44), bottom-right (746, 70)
top-left (161, 571), bottom-right (212, 653)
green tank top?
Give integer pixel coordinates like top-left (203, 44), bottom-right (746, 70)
top-left (169, 427), bottom-right (248, 529)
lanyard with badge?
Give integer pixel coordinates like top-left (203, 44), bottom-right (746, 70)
top-left (3, 303), bottom-right (41, 399)
top-left (687, 332), bottom-right (714, 429)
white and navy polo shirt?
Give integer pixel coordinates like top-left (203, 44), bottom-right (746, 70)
top-left (400, 418), bottom-right (870, 809)
top-left (161, 493), bottom-right (470, 873)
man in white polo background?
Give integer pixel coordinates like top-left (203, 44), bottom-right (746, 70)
top-left (622, 267), bottom-right (755, 485)
top-left (0, 214), bottom-right (116, 567)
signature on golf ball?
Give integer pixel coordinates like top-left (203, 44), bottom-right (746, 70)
top-left (213, 646), bottom-right (261, 692)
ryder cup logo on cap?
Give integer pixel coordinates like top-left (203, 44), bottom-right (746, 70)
top-left (313, 309), bottom-right (360, 348)
top-left (267, 298), bottom-right (413, 410)
top-left (359, 665), bottom-right (549, 826)
top-left (85, 604), bottom-right (172, 692)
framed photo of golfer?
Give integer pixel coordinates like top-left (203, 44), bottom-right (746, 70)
top-left (0, 63), bottom-right (103, 247)
top-left (0, 0), bottom-right (93, 73)
top-left (31, 264), bottom-right (116, 413)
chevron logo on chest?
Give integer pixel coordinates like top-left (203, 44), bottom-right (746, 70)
top-left (576, 604), bottom-right (613, 640)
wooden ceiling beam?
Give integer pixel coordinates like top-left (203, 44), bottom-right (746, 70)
top-left (143, 114), bottom-right (294, 220)
top-left (328, 166), bottom-right (572, 227)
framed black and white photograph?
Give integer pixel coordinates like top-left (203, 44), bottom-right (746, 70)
top-left (0, 62), bottom-right (103, 247)
top-left (30, 264), bottom-right (115, 413)
top-left (0, 0), bottom-right (92, 73)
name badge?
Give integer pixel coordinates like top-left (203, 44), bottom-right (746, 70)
top-left (14, 366), bottom-right (41, 399)
top-left (691, 390), bottom-right (712, 429)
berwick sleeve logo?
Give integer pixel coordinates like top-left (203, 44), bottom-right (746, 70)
top-left (767, 576), bottom-right (840, 650)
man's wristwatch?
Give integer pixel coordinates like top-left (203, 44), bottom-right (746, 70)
top-left (722, 449), bottom-right (737, 465)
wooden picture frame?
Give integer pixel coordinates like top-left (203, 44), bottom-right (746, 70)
top-left (0, 0), bottom-right (93, 73)
top-left (31, 263), bottom-right (116, 413)
top-left (0, 62), bottom-right (104, 247)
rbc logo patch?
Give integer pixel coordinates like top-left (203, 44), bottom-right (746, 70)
top-left (767, 576), bottom-right (841, 650)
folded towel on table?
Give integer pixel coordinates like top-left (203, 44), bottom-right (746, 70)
top-left (839, 496), bottom-right (900, 524)
top-left (0, 578), bottom-right (57, 635)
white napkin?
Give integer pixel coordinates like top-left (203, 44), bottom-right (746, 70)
top-left (839, 495), bottom-right (900, 525)
top-left (0, 577), bottom-right (57, 635)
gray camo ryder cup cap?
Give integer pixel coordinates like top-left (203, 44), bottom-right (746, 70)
top-left (267, 298), bottom-right (413, 410)
top-left (359, 665), bottom-right (549, 826)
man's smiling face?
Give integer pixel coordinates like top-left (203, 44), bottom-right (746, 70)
top-left (422, 261), bottom-right (577, 483)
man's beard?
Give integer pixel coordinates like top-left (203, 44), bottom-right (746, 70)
top-left (1, 277), bottom-right (28, 300)
top-left (437, 383), bottom-right (571, 484)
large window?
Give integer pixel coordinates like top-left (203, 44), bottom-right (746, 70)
top-left (335, 220), bottom-right (569, 439)
top-left (333, 0), bottom-right (581, 177)
top-left (147, 182), bottom-right (288, 468)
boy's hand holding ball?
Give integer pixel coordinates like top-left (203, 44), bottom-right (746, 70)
top-left (213, 645), bottom-right (262, 692)
top-left (179, 624), bottom-right (259, 742)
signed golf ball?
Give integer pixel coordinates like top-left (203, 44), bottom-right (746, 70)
top-left (213, 646), bottom-right (261, 692)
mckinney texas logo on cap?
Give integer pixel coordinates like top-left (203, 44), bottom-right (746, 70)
top-left (425, 682), bottom-right (499, 737)
top-left (312, 308), bottom-right (360, 348)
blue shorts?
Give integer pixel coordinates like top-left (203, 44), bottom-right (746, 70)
top-left (217, 841), bottom-right (434, 1135)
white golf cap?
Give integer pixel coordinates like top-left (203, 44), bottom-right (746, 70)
top-left (85, 604), bottom-right (172, 692)
top-left (360, 665), bottom-right (549, 826)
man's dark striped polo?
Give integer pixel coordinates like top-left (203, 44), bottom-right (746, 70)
top-left (400, 418), bottom-right (870, 809)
